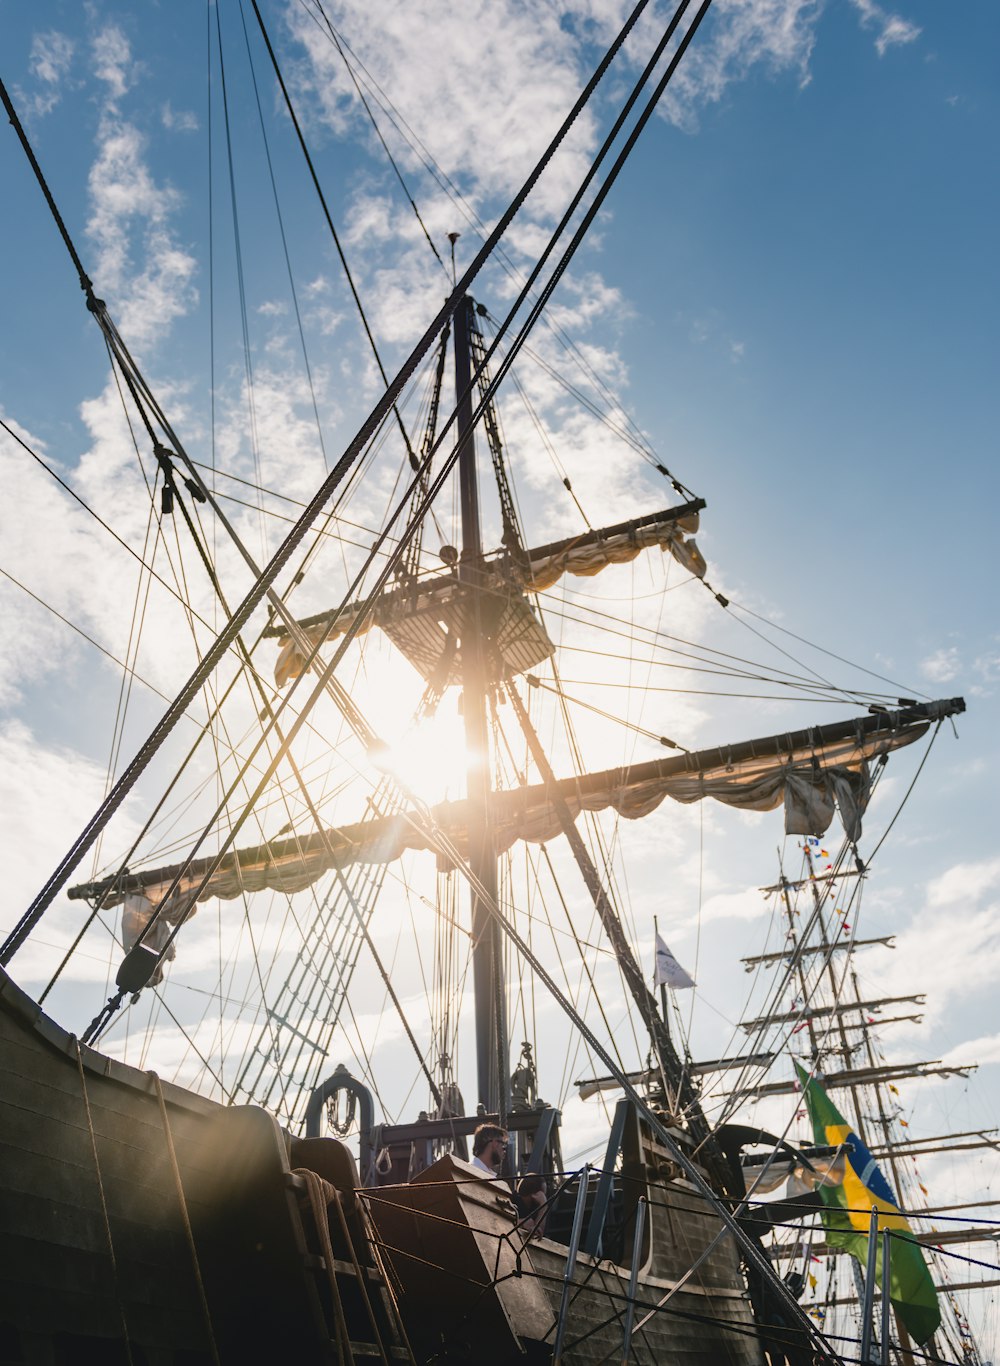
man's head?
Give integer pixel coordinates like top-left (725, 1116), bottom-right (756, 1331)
top-left (472, 1123), bottom-right (509, 1173)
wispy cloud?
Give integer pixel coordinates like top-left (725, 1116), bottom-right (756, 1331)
top-left (926, 856), bottom-right (1000, 910)
top-left (942, 1032), bottom-right (1000, 1068)
top-left (699, 884), bottom-right (771, 923)
top-left (289, 0), bottom-right (600, 222)
top-left (85, 26), bottom-right (197, 349)
top-left (91, 23), bottom-right (138, 107)
top-left (161, 102), bottom-right (199, 133)
top-left (848, 0), bottom-right (921, 58)
top-left (869, 857), bottom-right (1000, 1021)
top-left (970, 646), bottom-right (1000, 699)
top-left (18, 29), bottom-right (75, 119)
top-left (659, 0), bottom-right (823, 127)
top-left (919, 645), bottom-right (960, 684)
top-left (0, 717), bottom-right (124, 973)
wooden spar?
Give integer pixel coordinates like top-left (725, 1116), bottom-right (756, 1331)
top-left (758, 870), bottom-right (864, 894)
top-left (906, 1199), bottom-right (1000, 1216)
top-left (454, 294), bottom-right (507, 1116)
top-left (739, 994), bottom-right (925, 1031)
top-left (868, 1137), bottom-right (1000, 1161)
top-left (725, 1060), bottom-right (976, 1102)
top-left (838, 1014), bottom-right (925, 1030)
top-left (741, 936), bottom-right (895, 969)
top-left (872, 1129), bottom-right (999, 1151)
top-left (809, 1278), bottom-right (1000, 1306)
top-left (574, 1051), bottom-right (776, 1097)
top-left (67, 698), bottom-right (966, 909)
top-left (786, 1226), bottom-right (1000, 1257)
top-left (66, 699), bottom-right (967, 912)
top-left (260, 499), bottom-right (707, 640)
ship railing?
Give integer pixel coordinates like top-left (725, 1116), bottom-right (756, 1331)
top-left (365, 1101), bottom-right (563, 1187)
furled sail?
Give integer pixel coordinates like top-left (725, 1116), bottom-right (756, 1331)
top-left (68, 698), bottom-right (963, 913)
top-left (269, 502), bottom-right (706, 687)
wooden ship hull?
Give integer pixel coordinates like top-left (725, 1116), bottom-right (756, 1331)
top-left (367, 1158), bottom-right (762, 1364)
top-left (0, 963), bottom-right (406, 1364)
top-left (0, 962), bottom-right (766, 1364)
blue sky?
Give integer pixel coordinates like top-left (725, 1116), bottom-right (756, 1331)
top-left (1, 0), bottom-right (998, 1343)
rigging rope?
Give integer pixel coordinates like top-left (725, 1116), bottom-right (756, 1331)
top-left (74, 1040), bottom-right (136, 1366)
top-left (235, 0), bottom-right (332, 479)
top-left (539, 595), bottom-right (898, 704)
top-left (215, 0), bottom-right (268, 556)
top-left (248, 0), bottom-right (418, 470)
top-left (307, 0), bottom-right (447, 272)
top-left (729, 597), bottom-right (933, 704)
top-left (2, 0), bottom-right (656, 961)
top-left (526, 672), bottom-right (689, 750)
top-left (30, 0), bottom-right (725, 1047)
top-left (0, 416), bottom-right (222, 632)
top-left (303, 13), bottom-right (700, 502)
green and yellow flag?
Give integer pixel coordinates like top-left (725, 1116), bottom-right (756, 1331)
top-left (794, 1062), bottom-right (940, 1344)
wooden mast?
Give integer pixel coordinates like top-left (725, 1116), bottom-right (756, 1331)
top-left (454, 293), bottom-right (508, 1115)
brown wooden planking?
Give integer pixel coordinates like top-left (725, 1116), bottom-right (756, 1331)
top-left (0, 1229), bottom-right (210, 1331)
top-left (527, 1247), bottom-right (761, 1364)
top-left (0, 1098), bottom-right (223, 1232)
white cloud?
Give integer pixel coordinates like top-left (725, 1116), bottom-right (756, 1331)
top-left (919, 645), bottom-right (960, 684)
top-left (86, 57), bottom-right (198, 349)
top-left (0, 408), bottom-right (156, 703)
top-left (161, 102), bottom-right (199, 133)
top-left (869, 858), bottom-right (1000, 1020)
top-left (942, 1033), bottom-right (1000, 1068)
top-left (31, 29), bottom-right (75, 86)
top-left (700, 884), bottom-right (771, 923)
top-left (926, 856), bottom-right (1000, 910)
top-left (656, 0), bottom-right (823, 129)
top-left (0, 717), bottom-right (143, 993)
top-left (848, 0), bottom-right (921, 57)
top-left (970, 647), bottom-right (1000, 698)
top-left (91, 24), bottom-right (137, 105)
top-left (21, 30), bottom-right (75, 117)
top-left (289, 0), bottom-right (599, 221)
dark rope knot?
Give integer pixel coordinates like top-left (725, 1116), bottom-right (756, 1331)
top-left (82, 988), bottom-right (126, 1045)
top-left (154, 442), bottom-right (179, 515)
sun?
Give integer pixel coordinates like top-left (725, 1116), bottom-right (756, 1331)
top-left (370, 702), bottom-right (472, 807)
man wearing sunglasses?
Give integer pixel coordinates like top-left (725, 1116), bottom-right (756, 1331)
top-left (470, 1124), bottom-right (509, 1177)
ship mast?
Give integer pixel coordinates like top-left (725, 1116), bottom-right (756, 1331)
top-left (454, 294), bottom-right (509, 1115)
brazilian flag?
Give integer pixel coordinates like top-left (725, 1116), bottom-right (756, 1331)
top-left (794, 1062), bottom-right (940, 1344)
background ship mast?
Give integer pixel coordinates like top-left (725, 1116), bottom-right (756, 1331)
top-left (738, 843), bottom-right (995, 1363)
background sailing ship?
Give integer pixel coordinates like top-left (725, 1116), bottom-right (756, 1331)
top-left (1, 0), bottom-right (998, 1361)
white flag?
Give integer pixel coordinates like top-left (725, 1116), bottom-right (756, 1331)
top-left (653, 933), bottom-right (695, 989)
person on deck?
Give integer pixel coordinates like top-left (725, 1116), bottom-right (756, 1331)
top-left (470, 1124), bottom-right (509, 1177)
top-left (516, 1173), bottom-right (548, 1239)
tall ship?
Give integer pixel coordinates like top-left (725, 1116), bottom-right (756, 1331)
top-left (0, 4), bottom-right (993, 1364)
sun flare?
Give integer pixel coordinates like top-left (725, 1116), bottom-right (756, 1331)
top-left (370, 703), bottom-right (473, 806)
